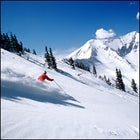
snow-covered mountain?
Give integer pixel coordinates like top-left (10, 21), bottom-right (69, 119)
top-left (67, 31), bottom-right (139, 87)
top-left (1, 48), bottom-right (139, 139)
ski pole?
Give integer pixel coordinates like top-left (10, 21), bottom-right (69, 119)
top-left (54, 80), bottom-right (67, 94)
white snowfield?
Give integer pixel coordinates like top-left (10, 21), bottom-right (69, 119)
top-left (67, 31), bottom-right (139, 86)
top-left (1, 48), bottom-right (139, 139)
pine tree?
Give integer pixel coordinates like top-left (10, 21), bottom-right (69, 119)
top-left (69, 57), bottom-right (75, 69)
top-left (24, 47), bottom-right (28, 52)
top-left (131, 79), bottom-right (138, 93)
top-left (49, 48), bottom-right (57, 69)
top-left (115, 68), bottom-right (125, 91)
top-left (75, 61), bottom-right (90, 72)
top-left (33, 49), bottom-right (36, 55)
top-left (44, 46), bottom-right (51, 68)
top-left (2, 33), bottom-right (11, 51)
top-left (27, 48), bottom-right (30, 53)
top-left (0, 33), bottom-right (3, 48)
top-left (93, 65), bottom-right (97, 77)
top-left (18, 41), bottom-right (23, 54)
top-left (1, 32), bottom-right (24, 55)
top-left (86, 65), bottom-right (90, 72)
top-left (10, 33), bottom-right (19, 52)
top-left (115, 68), bottom-right (120, 89)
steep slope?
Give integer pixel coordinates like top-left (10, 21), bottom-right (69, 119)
top-left (1, 49), bottom-right (139, 139)
top-left (67, 31), bottom-right (139, 87)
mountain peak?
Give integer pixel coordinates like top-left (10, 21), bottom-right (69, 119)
top-left (68, 31), bottom-right (139, 58)
top-left (66, 31), bottom-right (139, 85)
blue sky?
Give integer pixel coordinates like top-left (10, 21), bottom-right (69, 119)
top-left (1, 1), bottom-right (139, 55)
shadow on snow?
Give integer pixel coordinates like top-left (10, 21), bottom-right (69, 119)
top-left (55, 68), bottom-right (87, 85)
top-left (1, 80), bottom-right (85, 109)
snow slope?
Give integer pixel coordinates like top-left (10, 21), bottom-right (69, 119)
top-left (67, 31), bottom-right (139, 88)
top-left (1, 49), bottom-right (139, 139)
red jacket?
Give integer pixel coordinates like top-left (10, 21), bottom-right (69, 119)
top-left (38, 73), bottom-right (53, 81)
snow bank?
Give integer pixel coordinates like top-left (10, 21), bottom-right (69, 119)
top-left (1, 49), bottom-right (139, 139)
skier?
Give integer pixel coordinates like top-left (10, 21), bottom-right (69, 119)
top-left (38, 71), bottom-right (54, 82)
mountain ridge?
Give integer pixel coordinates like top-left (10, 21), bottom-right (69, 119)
top-left (66, 31), bottom-right (139, 86)
top-left (68, 31), bottom-right (139, 58)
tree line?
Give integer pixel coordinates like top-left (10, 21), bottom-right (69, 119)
top-left (0, 32), bottom-right (37, 55)
top-left (44, 46), bottom-right (57, 69)
top-left (0, 32), bottom-right (57, 69)
top-left (65, 57), bottom-right (138, 94)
